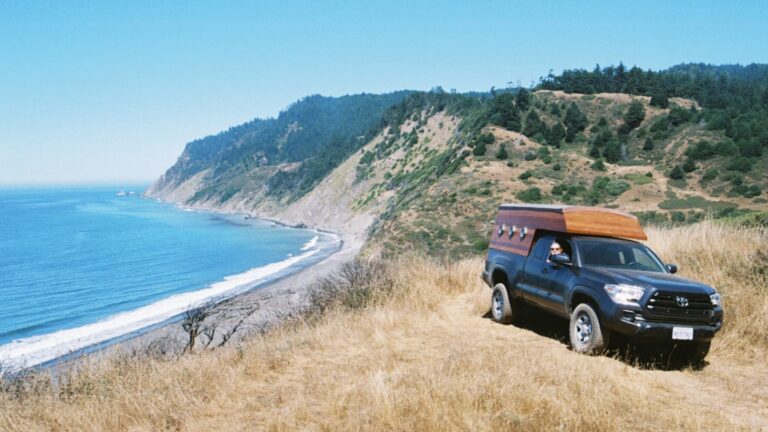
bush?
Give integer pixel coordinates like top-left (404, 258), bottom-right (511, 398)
top-left (686, 140), bottom-right (716, 160)
top-left (726, 157), bottom-right (753, 172)
top-left (518, 171), bottom-right (532, 180)
top-left (670, 211), bottom-right (686, 222)
top-left (516, 187), bottom-right (543, 202)
top-left (650, 92), bottom-right (669, 108)
top-left (668, 106), bottom-right (692, 126)
top-left (604, 180), bottom-right (630, 196)
top-left (472, 142), bottom-right (487, 156)
top-left (642, 138), bottom-right (655, 151)
top-left (668, 165), bottom-right (685, 180)
top-left (603, 139), bottom-right (621, 163)
top-left (523, 152), bottom-right (537, 161)
top-left (702, 169), bottom-right (718, 182)
top-left (623, 100), bottom-right (646, 130)
top-left (682, 158), bottom-right (697, 173)
top-left (591, 159), bottom-right (606, 171)
top-left (495, 145), bottom-right (509, 160)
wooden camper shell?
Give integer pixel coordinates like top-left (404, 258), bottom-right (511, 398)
top-left (489, 204), bottom-right (647, 256)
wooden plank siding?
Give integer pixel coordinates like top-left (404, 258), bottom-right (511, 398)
top-left (490, 204), bottom-right (646, 256)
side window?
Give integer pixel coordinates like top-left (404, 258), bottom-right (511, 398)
top-left (531, 236), bottom-right (554, 261)
top-left (632, 248), bottom-right (659, 270)
top-left (553, 238), bottom-right (573, 259)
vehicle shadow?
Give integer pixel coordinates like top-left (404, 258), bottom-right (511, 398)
top-left (483, 306), bottom-right (709, 371)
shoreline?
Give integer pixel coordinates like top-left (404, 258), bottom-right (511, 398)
top-left (34, 204), bottom-right (363, 374)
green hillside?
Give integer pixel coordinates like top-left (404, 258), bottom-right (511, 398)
top-left (148, 64), bottom-right (768, 257)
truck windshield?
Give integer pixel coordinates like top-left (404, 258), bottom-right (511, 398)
top-left (578, 239), bottom-right (666, 272)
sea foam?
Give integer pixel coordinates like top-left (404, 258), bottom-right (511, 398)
top-left (0, 247), bottom-right (321, 371)
top-left (301, 235), bottom-right (319, 251)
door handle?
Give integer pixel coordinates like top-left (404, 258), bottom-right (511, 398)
top-left (541, 267), bottom-right (549, 274)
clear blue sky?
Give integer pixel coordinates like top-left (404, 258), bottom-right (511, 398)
top-left (1, 0), bottom-right (766, 185)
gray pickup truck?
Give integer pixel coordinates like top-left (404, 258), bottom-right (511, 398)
top-left (482, 204), bottom-right (723, 363)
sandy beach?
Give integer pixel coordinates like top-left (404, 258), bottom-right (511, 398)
top-left (30, 220), bottom-right (364, 373)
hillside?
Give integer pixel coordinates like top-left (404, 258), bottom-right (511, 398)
top-left (147, 64), bottom-right (768, 257)
top-left (2, 222), bottom-right (767, 430)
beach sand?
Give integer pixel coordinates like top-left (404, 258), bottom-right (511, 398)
top-left (41, 231), bottom-right (362, 372)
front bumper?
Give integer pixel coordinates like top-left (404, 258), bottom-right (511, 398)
top-left (604, 306), bottom-right (723, 342)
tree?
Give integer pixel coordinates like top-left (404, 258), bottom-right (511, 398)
top-left (564, 102), bottom-right (588, 142)
top-left (546, 123), bottom-right (566, 147)
top-left (649, 91), bottom-right (669, 108)
top-left (495, 145), bottom-right (509, 159)
top-left (623, 100), bottom-right (646, 130)
top-left (516, 88), bottom-right (531, 111)
top-left (522, 110), bottom-right (544, 137)
top-left (489, 93), bottom-right (521, 131)
top-left (603, 138), bottom-right (621, 163)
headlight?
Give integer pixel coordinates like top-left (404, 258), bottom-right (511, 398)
top-left (710, 293), bottom-right (722, 307)
top-left (604, 284), bottom-right (646, 305)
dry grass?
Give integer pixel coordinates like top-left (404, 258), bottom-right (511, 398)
top-left (1, 222), bottom-right (767, 431)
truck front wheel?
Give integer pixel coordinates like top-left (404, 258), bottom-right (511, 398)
top-left (491, 283), bottom-right (515, 324)
top-left (569, 303), bottom-right (610, 354)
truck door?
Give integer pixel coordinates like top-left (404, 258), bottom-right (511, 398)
top-left (520, 235), bottom-right (555, 308)
top-left (539, 238), bottom-right (577, 317)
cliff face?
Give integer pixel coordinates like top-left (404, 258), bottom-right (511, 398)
top-left (146, 91), bottom-right (412, 207)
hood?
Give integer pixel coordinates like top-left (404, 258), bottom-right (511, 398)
top-left (588, 267), bottom-right (716, 294)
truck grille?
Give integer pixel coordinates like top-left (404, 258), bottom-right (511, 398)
top-left (645, 291), bottom-right (714, 324)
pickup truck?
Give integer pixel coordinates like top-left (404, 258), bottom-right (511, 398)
top-left (482, 204), bottom-right (723, 363)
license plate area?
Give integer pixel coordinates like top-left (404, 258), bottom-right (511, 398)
top-left (672, 327), bottom-right (694, 340)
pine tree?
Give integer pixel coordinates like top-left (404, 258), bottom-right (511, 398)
top-left (623, 100), bottom-right (646, 130)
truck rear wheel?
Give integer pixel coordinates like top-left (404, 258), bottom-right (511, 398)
top-left (569, 303), bottom-right (610, 354)
top-left (491, 283), bottom-right (515, 324)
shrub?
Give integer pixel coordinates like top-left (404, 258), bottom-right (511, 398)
top-left (495, 145), bottom-right (509, 160)
top-left (518, 171), bottom-right (532, 180)
top-left (643, 138), bottom-right (655, 151)
top-left (726, 157), bottom-right (753, 172)
top-left (604, 180), bottom-right (631, 196)
top-left (591, 159), bottom-right (606, 171)
top-left (523, 152), bottom-right (537, 161)
top-left (516, 187), bottom-right (542, 202)
top-left (668, 106), bottom-right (692, 126)
top-left (702, 169), bottom-right (718, 182)
top-left (668, 165), bottom-right (685, 180)
top-left (623, 100), bottom-right (646, 130)
top-left (472, 142), bottom-right (487, 156)
top-left (603, 139), bottom-right (621, 163)
top-left (670, 211), bottom-right (686, 222)
top-left (650, 91), bottom-right (669, 108)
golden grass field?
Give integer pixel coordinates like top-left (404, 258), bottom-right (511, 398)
top-left (1, 220), bottom-right (767, 431)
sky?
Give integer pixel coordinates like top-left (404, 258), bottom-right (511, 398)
top-left (1, 1), bottom-right (766, 185)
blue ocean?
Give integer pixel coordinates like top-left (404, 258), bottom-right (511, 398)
top-left (0, 186), bottom-right (337, 368)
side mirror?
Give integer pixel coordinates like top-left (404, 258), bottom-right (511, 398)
top-left (550, 253), bottom-right (572, 266)
top-left (666, 264), bottom-right (678, 274)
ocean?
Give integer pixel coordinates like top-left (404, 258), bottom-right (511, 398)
top-left (0, 186), bottom-right (338, 370)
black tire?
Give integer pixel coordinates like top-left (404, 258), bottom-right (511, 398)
top-left (676, 341), bottom-right (711, 365)
top-left (569, 303), bottom-right (610, 354)
top-left (491, 283), bottom-right (515, 324)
